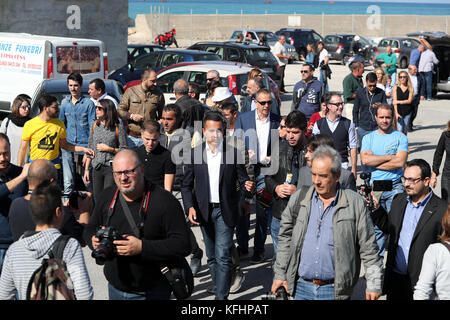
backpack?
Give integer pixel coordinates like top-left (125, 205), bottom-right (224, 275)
top-left (313, 53), bottom-right (319, 69)
top-left (26, 235), bottom-right (76, 300)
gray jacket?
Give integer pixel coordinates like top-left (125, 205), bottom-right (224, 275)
top-left (273, 186), bottom-right (383, 299)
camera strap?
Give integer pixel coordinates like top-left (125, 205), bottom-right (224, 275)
top-left (106, 187), bottom-right (151, 238)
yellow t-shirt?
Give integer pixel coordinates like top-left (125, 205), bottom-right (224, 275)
top-left (21, 117), bottom-right (67, 169)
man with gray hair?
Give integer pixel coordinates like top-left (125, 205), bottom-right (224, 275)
top-left (273, 35), bottom-right (291, 94)
top-left (272, 144), bottom-right (383, 300)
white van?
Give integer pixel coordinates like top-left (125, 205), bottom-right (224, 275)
top-left (0, 32), bottom-right (108, 112)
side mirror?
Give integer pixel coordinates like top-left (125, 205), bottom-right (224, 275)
top-left (128, 63), bottom-right (134, 72)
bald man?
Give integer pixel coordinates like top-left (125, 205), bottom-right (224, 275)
top-left (84, 149), bottom-right (191, 300)
top-left (8, 159), bottom-right (89, 242)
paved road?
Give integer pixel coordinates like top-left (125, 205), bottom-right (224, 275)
top-left (83, 61), bottom-right (450, 300)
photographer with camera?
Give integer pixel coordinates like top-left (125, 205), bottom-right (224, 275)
top-left (272, 145), bottom-right (383, 300)
top-left (84, 149), bottom-right (191, 300)
top-left (367, 159), bottom-right (447, 300)
top-left (360, 103), bottom-right (408, 256)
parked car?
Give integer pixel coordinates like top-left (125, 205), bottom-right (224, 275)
top-left (127, 44), bottom-right (164, 63)
top-left (372, 37), bottom-right (422, 69)
top-left (323, 34), bottom-right (373, 64)
top-left (29, 79), bottom-right (123, 117)
top-left (124, 61), bottom-right (274, 111)
top-left (407, 31), bottom-right (450, 96)
top-left (108, 49), bottom-right (221, 85)
top-left (274, 28), bottom-right (323, 58)
top-left (187, 42), bottom-right (280, 83)
top-left (228, 29), bottom-right (298, 62)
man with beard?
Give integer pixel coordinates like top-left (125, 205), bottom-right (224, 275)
top-left (118, 69), bottom-right (165, 149)
top-left (18, 95), bottom-right (94, 182)
top-left (84, 149), bottom-right (191, 300)
top-left (370, 159), bottom-right (447, 300)
top-left (0, 133), bottom-right (29, 271)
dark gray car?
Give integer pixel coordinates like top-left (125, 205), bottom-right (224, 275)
top-left (372, 37), bottom-right (421, 69)
top-left (323, 34), bottom-right (373, 64)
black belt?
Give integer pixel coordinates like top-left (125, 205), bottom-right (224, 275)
top-left (209, 203), bottom-right (220, 208)
top-left (303, 278), bottom-right (334, 286)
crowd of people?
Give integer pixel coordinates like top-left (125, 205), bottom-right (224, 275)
top-left (0, 46), bottom-right (448, 301)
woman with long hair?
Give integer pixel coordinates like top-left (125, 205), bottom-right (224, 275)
top-left (392, 70), bottom-right (414, 135)
top-left (414, 204), bottom-right (450, 300)
top-left (0, 94), bottom-right (31, 165)
top-left (431, 120), bottom-right (450, 204)
top-left (204, 79), bottom-right (222, 109)
top-left (300, 43), bottom-right (316, 66)
top-left (84, 99), bottom-right (128, 203)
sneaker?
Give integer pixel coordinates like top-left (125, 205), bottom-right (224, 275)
top-left (229, 270), bottom-right (245, 294)
top-left (189, 249), bottom-right (203, 276)
top-left (250, 252), bottom-right (265, 264)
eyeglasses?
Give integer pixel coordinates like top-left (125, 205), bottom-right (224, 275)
top-left (399, 76), bottom-right (408, 79)
top-left (328, 102), bottom-right (344, 107)
top-left (367, 84), bottom-right (377, 88)
top-left (257, 100), bottom-right (273, 106)
top-left (96, 106), bottom-right (105, 111)
top-left (301, 70), bottom-right (310, 74)
top-left (401, 176), bottom-right (423, 184)
top-left (113, 165), bottom-right (139, 177)
top-left (279, 125), bottom-right (286, 129)
top-left (19, 105), bottom-right (30, 109)
top-left (256, 73), bottom-right (263, 77)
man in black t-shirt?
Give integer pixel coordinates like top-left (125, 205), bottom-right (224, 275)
top-left (136, 120), bottom-right (175, 192)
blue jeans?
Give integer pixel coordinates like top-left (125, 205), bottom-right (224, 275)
top-left (201, 207), bottom-right (234, 300)
top-left (108, 281), bottom-right (171, 300)
top-left (421, 71), bottom-right (433, 100)
top-left (396, 113), bottom-right (412, 135)
top-left (270, 217), bottom-right (281, 255)
top-left (0, 248), bottom-right (7, 276)
top-left (61, 150), bottom-right (88, 195)
top-left (127, 135), bottom-right (143, 150)
top-left (374, 181), bottom-right (404, 256)
top-left (236, 173), bottom-right (269, 255)
top-left (390, 72), bottom-right (397, 87)
top-left (319, 68), bottom-right (329, 93)
top-left (294, 278), bottom-right (335, 300)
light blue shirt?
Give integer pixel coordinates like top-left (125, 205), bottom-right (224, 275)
top-left (298, 188), bottom-right (339, 281)
top-left (394, 191), bottom-right (433, 275)
top-left (360, 129), bottom-right (408, 183)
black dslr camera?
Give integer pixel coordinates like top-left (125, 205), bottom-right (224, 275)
top-left (261, 286), bottom-right (288, 300)
top-left (358, 172), bottom-right (393, 211)
top-left (91, 227), bottom-right (123, 265)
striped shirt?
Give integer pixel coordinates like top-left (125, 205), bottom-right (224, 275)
top-left (0, 228), bottom-right (93, 300)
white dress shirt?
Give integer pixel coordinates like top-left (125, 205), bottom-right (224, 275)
top-left (90, 93), bottom-right (118, 108)
top-left (409, 73), bottom-right (418, 96)
top-left (255, 111), bottom-right (271, 163)
top-left (206, 141), bottom-right (222, 203)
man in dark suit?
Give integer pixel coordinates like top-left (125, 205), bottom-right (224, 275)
top-left (181, 111), bottom-right (255, 300)
top-left (233, 88), bottom-right (281, 263)
top-left (370, 159), bottom-right (447, 300)
top-left (297, 134), bottom-right (356, 191)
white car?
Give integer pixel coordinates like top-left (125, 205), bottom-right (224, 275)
top-left (154, 61), bottom-right (274, 110)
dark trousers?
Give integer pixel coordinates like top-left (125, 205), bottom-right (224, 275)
top-left (442, 177), bottom-right (450, 204)
top-left (92, 164), bottom-right (114, 204)
top-left (278, 65), bottom-right (286, 91)
top-left (409, 95), bottom-right (420, 128)
top-left (387, 272), bottom-right (413, 300)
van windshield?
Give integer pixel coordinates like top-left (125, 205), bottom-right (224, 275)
top-left (56, 46), bottom-right (101, 74)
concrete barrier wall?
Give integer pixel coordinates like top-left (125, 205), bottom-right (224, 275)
top-left (0, 0), bottom-right (128, 70)
top-left (137, 13), bottom-right (449, 44)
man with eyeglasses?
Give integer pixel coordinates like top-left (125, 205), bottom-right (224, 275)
top-left (18, 95), bottom-right (94, 184)
top-left (360, 103), bottom-right (408, 256)
top-left (312, 93), bottom-right (358, 179)
top-left (353, 72), bottom-right (387, 149)
top-left (369, 159), bottom-right (447, 300)
top-left (234, 89), bottom-right (281, 264)
top-left (292, 64), bottom-right (323, 122)
top-left (118, 69), bottom-right (165, 150)
top-left (84, 149), bottom-right (191, 300)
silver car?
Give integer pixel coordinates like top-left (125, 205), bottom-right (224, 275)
top-left (372, 37), bottom-right (421, 69)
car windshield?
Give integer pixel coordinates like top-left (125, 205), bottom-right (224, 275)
top-left (262, 32), bottom-right (277, 41)
top-left (245, 49), bottom-right (277, 65)
top-left (193, 54), bottom-right (221, 61)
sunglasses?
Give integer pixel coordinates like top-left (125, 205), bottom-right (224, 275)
top-left (257, 100), bottom-right (273, 106)
top-left (301, 70), bottom-right (310, 74)
top-left (206, 78), bottom-right (215, 81)
top-left (328, 102), bottom-right (344, 107)
top-left (399, 76), bottom-right (408, 79)
top-left (96, 106), bottom-right (105, 111)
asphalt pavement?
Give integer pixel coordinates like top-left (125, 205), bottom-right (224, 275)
top-left (83, 60), bottom-right (450, 300)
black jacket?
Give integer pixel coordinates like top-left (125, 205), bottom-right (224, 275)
top-left (370, 192), bottom-right (447, 296)
top-left (265, 139), bottom-right (306, 220)
top-left (432, 131), bottom-right (450, 178)
top-left (83, 182), bottom-right (191, 293)
top-left (352, 87), bottom-right (387, 131)
top-left (181, 142), bottom-right (250, 228)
